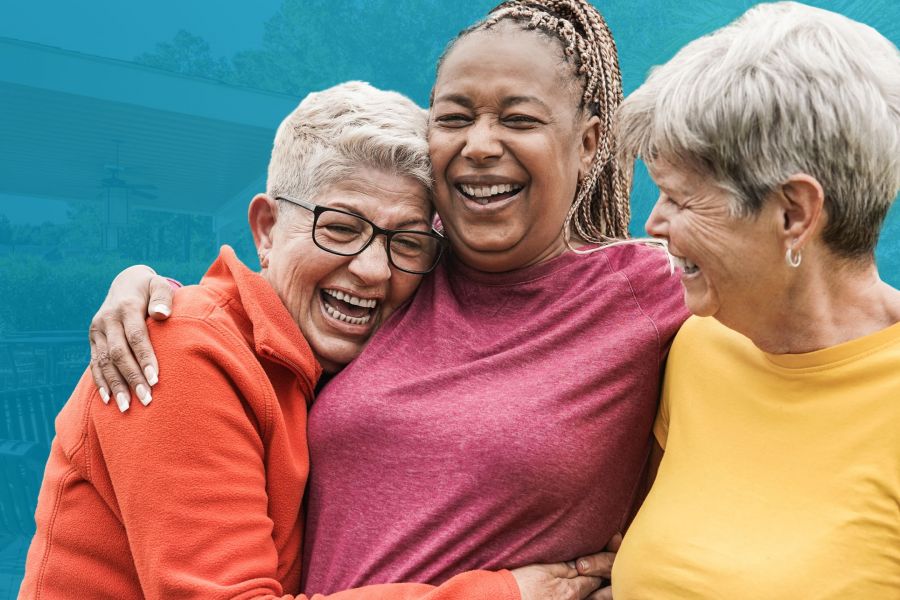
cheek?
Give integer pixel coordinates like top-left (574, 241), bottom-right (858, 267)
top-left (386, 274), bottom-right (421, 311)
top-left (427, 132), bottom-right (454, 173)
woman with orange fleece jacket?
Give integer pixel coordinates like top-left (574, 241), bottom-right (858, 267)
top-left (21, 246), bottom-right (519, 600)
top-left (20, 83), bottom-right (608, 600)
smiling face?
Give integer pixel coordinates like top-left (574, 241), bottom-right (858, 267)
top-left (429, 25), bottom-right (599, 273)
top-left (256, 167), bottom-right (431, 373)
top-left (644, 159), bottom-right (788, 328)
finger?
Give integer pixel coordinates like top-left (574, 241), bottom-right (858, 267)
top-left (586, 584), bottom-right (613, 600)
top-left (147, 275), bottom-right (174, 321)
top-left (88, 330), bottom-right (111, 404)
top-left (576, 551), bottom-right (616, 578)
top-left (605, 532), bottom-right (623, 552)
top-left (539, 561), bottom-right (579, 579)
top-left (567, 575), bottom-right (602, 599)
top-left (102, 316), bottom-right (150, 409)
top-left (122, 311), bottom-right (158, 389)
top-left (96, 344), bottom-right (131, 412)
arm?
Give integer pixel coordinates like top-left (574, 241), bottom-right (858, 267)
top-left (647, 439), bottom-right (664, 488)
top-left (95, 319), bottom-right (606, 600)
top-left (311, 555), bottom-right (613, 600)
top-left (89, 264), bottom-right (177, 411)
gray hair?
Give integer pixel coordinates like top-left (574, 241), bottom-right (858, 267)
top-left (616, 1), bottom-right (900, 259)
top-left (267, 81), bottom-right (432, 213)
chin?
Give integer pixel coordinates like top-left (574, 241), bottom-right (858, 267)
top-left (311, 341), bottom-right (363, 374)
top-left (683, 290), bottom-right (717, 318)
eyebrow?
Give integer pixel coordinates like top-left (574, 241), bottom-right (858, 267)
top-left (433, 93), bottom-right (551, 112)
top-left (329, 201), bottom-right (430, 230)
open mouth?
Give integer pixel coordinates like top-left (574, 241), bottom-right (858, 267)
top-left (671, 254), bottom-right (700, 275)
top-left (456, 182), bottom-right (523, 206)
top-left (321, 289), bottom-right (378, 326)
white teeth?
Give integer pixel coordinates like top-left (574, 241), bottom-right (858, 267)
top-left (322, 289), bottom-right (378, 326)
top-left (460, 183), bottom-right (519, 198)
top-left (323, 289), bottom-right (377, 308)
top-left (671, 255), bottom-right (699, 273)
top-left (324, 303), bottom-right (372, 325)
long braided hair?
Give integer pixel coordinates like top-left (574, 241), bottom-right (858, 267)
top-left (436, 0), bottom-right (632, 243)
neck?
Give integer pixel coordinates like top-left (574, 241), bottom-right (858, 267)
top-left (732, 256), bottom-right (900, 354)
top-left (452, 228), bottom-right (578, 274)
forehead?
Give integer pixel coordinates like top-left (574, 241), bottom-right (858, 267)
top-left (648, 158), bottom-right (704, 191)
top-left (314, 168), bottom-right (432, 225)
top-left (435, 26), bottom-right (580, 108)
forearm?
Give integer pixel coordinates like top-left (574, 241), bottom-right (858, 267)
top-left (303, 570), bottom-right (518, 600)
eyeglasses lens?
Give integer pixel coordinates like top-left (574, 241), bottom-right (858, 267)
top-left (313, 209), bottom-right (441, 274)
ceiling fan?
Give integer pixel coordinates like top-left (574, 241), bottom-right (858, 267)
top-left (98, 141), bottom-right (158, 201)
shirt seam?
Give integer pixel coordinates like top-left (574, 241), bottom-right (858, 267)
top-left (761, 335), bottom-right (900, 374)
top-left (34, 466), bottom-right (80, 599)
top-left (602, 252), bottom-right (663, 374)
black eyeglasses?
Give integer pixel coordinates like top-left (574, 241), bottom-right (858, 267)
top-left (275, 195), bottom-right (447, 275)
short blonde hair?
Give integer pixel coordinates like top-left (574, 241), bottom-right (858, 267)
top-left (267, 81), bottom-right (431, 208)
top-left (617, 1), bottom-right (900, 258)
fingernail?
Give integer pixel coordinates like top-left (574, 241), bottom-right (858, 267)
top-left (152, 304), bottom-right (171, 317)
top-left (144, 365), bottom-right (158, 386)
top-left (99, 388), bottom-right (110, 404)
top-left (136, 384), bottom-right (152, 406)
top-left (566, 560), bottom-right (576, 569)
top-left (116, 392), bottom-right (130, 413)
top-left (578, 559), bottom-right (589, 572)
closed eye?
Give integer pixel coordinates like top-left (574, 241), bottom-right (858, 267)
top-left (433, 113), bottom-right (472, 127)
top-left (503, 114), bottom-right (542, 127)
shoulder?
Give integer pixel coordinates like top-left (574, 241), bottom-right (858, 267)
top-left (598, 242), bottom-right (689, 336)
top-left (669, 316), bottom-right (750, 365)
top-left (127, 288), bottom-right (272, 425)
top-left (150, 293), bottom-right (251, 374)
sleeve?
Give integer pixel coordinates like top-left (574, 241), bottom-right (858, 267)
top-left (92, 320), bottom-right (519, 600)
top-left (652, 371), bottom-right (671, 450)
top-left (651, 316), bottom-right (697, 451)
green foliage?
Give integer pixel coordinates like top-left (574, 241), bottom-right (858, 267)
top-left (0, 253), bottom-right (213, 336)
top-left (135, 30), bottom-right (231, 80)
top-left (0, 204), bottom-right (221, 336)
top-left (133, 0), bottom-right (492, 103)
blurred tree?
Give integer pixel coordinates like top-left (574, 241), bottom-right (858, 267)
top-left (135, 30), bottom-right (231, 81)
top-left (135, 0), bottom-right (491, 104)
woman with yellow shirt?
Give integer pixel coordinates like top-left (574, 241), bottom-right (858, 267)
top-left (612, 2), bottom-right (900, 598)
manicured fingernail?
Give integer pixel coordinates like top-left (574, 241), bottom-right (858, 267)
top-left (99, 388), bottom-right (110, 404)
top-left (116, 392), bottom-right (130, 412)
top-left (144, 365), bottom-right (158, 386)
top-left (152, 304), bottom-right (171, 317)
top-left (136, 384), bottom-right (152, 406)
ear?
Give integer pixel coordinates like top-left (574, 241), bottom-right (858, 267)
top-left (777, 173), bottom-right (825, 250)
top-left (577, 114), bottom-right (602, 179)
top-left (248, 194), bottom-right (278, 268)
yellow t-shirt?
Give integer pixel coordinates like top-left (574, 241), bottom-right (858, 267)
top-left (613, 316), bottom-right (900, 599)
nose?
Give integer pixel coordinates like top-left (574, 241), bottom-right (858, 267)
top-left (460, 116), bottom-right (502, 163)
top-left (347, 236), bottom-right (392, 285)
top-left (644, 195), bottom-right (670, 239)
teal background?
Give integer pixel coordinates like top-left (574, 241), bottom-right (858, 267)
top-left (0, 1), bottom-right (898, 595)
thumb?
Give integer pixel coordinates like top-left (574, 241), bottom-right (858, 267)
top-left (148, 275), bottom-right (176, 320)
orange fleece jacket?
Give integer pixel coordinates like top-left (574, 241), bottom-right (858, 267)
top-left (20, 246), bottom-right (519, 600)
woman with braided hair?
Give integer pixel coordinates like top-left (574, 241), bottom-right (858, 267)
top-left (85, 1), bottom-right (687, 598)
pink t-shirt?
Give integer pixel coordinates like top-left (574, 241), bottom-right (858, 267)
top-left (301, 244), bottom-right (688, 594)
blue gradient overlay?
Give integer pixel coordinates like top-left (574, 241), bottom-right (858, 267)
top-left (1, 1), bottom-right (898, 595)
